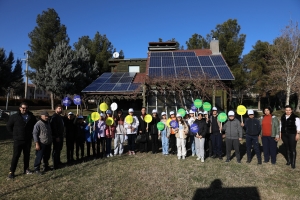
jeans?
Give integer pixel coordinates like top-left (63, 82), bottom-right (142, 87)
top-left (189, 135), bottom-right (196, 155)
top-left (52, 137), bottom-right (63, 168)
top-left (114, 134), bottom-right (125, 155)
top-left (106, 138), bottom-right (112, 155)
top-left (161, 130), bottom-right (169, 154)
top-left (226, 138), bottom-right (240, 161)
top-left (246, 135), bottom-right (261, 161)
top-left (176, 138), bottom-right (186, 157)
top-left (34, 142), bottom-right (51, 171)
top-left (261, 136), bottom-right (277, 164)
top-left (10, 140), bottom-right (32, 173)
top-left (127, 134), bottom-right (136, 151)
top-left (195, 137), bottom-right (205, 158)
top-left (211, 133), bottom-right (223, 156)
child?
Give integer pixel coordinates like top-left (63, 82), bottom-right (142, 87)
top-left (85, 120), bottom-right (96, 160)
top-left (158, 112), bottom-right (170, 155)
top-left (175, 114), bottom-right (189, 160)
top-left (194, 112), bottom-right (207, 162)
top-left (75, 116), bottom-right (87, 161)
top-left (105, 110), bottom-right (116, 157)
top-left (222, 111), bottom-right (243, 163)
top-left (114, 110), bottom-right (126, 156)
top-left (95, 113), bottom-right (106, 158)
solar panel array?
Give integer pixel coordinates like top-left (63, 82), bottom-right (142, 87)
top-left (149, 52), bottom-right (234, 80)
top-left (82, 72), bottom-right (140, 92)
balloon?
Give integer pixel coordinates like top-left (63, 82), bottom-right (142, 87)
top-left (91, 112), bottom-right (100, 121)
top-left (237, 105), bottom-right (247, 115)
top-left (86, 114), bottom-right (93, 124)
top-left (62, 97), bottom-right (72, 107)
top-left (194, 99), bottom-right (203, 108)
top-left (188, 118), bottom-right (195, 126)
top-left (177, 108), bottom-right (186, 117)
top-left (203, 102), bottom-right (212, 111)
top-left (218, 112), bottom-right (227, 122)
top-left (106, 117), bottom-right (114, 126)
top-left (110, 102), bottom-right (118, 111)
top-left (191, 104), bottom-right (197, 112)
top-left (144, 114), bottom-right (153, 123)
top-left (170, 120), bottom-right (179, 129)
top-left (99, 103), bottom-right (108, 112)
top-left (125, 115), bottom-right (133, 124)
top-left (190, 123), bottom-right (199, 134)
top-left (157, 122), bottom-right (165, 131)
top-left (73, 95), bottom-right (81, 105)
top-left (166, 118), bottom-right (171, 128)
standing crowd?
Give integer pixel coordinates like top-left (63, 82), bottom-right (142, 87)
top-left (6, 102), bottom-right (300, 180)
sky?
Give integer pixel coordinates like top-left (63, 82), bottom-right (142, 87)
top-left (1, 0), bottom-right (300, 76)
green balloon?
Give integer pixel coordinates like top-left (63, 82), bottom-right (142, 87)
top-left (218, 112), bottom-right (227, 122)
top-left (87, 114), bottom-right (93, 123)
top-left (177, 108), bottom-right (186, 117)
top-left (194, 99), bottom-right (203, 108)
top-left (157, 122), bottom-right (165, 131)
top-left (203, 102), bottom-right (212, 111)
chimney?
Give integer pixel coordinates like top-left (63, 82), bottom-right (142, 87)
top-left (210, 37), bottom-right (220, 54)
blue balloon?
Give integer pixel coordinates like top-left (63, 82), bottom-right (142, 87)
top-left (62, 97), bottom-right (72, 107)
top-left (170, 120), bottom-right (179, 129)
top-left (191, 104), bottom-right (197, 112)
top-left (190, 123), bottom-right (199, 134)
top-left (73, 95), bottom-right (81, 105)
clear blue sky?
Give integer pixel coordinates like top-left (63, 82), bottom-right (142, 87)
top-left (1, 0), bottom-right (299, 74)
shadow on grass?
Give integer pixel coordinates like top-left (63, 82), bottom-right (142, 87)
top-left (192, 179), bottom-right (261, 200)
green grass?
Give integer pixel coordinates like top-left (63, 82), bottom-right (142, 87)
top-left (1, 110), bottom-right (300, 199)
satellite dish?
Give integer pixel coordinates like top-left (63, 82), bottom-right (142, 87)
top-left (113, 52), bottom-right (119, 58)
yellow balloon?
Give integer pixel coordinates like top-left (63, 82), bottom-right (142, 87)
top-left (125, 115), bottom-right (133, 124)
top-left (106, 117), bottom-right (114, 126)
top-left (237, 105), bottom-right (247, 115)
top-left (166, 118), bottom-right (171, 128)
top-left (144, 114), bottom-right (153, 123)
top-left (91, 112), bottom-right (100, 121)
top-left (99, 102), bottom-right (108, 112)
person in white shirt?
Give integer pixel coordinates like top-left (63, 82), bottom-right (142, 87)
top-left (124, 108), bottom-right (139, 155)
top-left (280, 105), bottom-right (300, 169)
top-left (175, 114), bottom-right (189, 160)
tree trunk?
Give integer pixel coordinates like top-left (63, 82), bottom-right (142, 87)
top-left (296, 93), bottom-right (300, 112)
top-left (286, 86), bottom-right (291, 106)
top-left (258, 96), bottom-right (261, 111)
top-left (51, 92), bottom-right (54, 110)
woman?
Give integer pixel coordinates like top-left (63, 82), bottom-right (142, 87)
top-left (203, 111), bottom-right (212, 158)
top-left (175, 114), bottom-right (189, 160)
top-left (169, 111), bottom-right (177, 154)
top-left (158, 112), bottom-right (170, 155)
top-left (149, 109), bottom-right (160, 154)
top-left (260, 106), bottom-right (279, 164)
top-left (187, 110), bottom-right (197, 156)
top-left (114, 110), bottom-right (126, 156)
top-left (194, 112), bottom-right (207, 162)
top-left (105, 110), bottom-right (116, 157)
top-left (95, 113), bottom-right (106, 158)
top-left (280, 105), bottom-right (300, 169)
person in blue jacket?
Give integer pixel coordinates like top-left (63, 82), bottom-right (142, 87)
top-left (241, 109), bottom-right (262, 164)
top-left (86, 119), bottom-right (97, 160)
top-left (75, 116), bottom-right (88, 161)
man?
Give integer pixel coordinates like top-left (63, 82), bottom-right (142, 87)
top-left (241, 109), bottom-right (262, 164)
top-left (50, 104), bottom-right (64, 169)
top-left (222, 111), bottom-right (243, 163)
top-left (280, 105), bottom-right (300, 169)
top-left (169, 111), bottom-right (177, 154)
top-left (32, 111), bottom-right (52, 174)
top-left (210, 107), bottom-right (222, 159)
top-left (7, 102), bottom-right (37, 179)
top-left (124, 108), bottom-right (139, 155)
top-left (138, 107), bottom-right (148, 153)
top-left (63, 112), bottom-right (76, 164)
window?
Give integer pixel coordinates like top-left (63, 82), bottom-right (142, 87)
top-left (129, 66), bottom-right (140, 73)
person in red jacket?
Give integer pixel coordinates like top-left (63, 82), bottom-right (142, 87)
top-left (105, 110), bottom-right (116, 157)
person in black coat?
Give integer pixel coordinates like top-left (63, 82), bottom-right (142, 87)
top-left (138, 107), bottom-right (148, 153)
top-left (7, 102), bottom-right (37, 179)
top-left (148, 109), bottom-right (160, 154)
top-left (63, 112), bottom-right (76, 164)
top-left (50, 104), bottom-right (64, 169)
top-left (193, 112), bottom-right (207, 162)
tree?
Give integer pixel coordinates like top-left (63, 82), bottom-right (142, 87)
top-left (158, 38), bottom-right (184, 50)
top-left (269, 20), bottom-right (300, 106)
top-left (0, 48), bottom-right (23, 96)
top-left (119, 50), bottom-right (125, 59)
top-left (186, 33), bottom-right (210, 50)
top-left (28, 8), bottom-right (69, 87)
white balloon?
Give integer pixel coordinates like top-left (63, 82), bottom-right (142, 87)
top-left (110, 102), bottom-right (118, 111)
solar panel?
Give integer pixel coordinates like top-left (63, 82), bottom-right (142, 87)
top-left (128, 83), bottom-right (140, 91)
top-left (106, 77), bottom-right (120, 83)
top-left (82, 83), bottom-right (102, 92)
top-left (210, 55), bottom-right (226, 66)
top-left (149, 68), bottom-right (161, 77)
top-left (100, 73), bottom-right (112, 77)
top-left (98, 83), bottom-right (116, 91)
top-left (149, 57), bottom-right (161, 67)
top-left (93, 78), bottom-right (108, 84)
top-left (186, 57), bottom-right (200, 66)
top-left (151, 52), bottom-right (173, 57)
top-left (198, 56), bottom-right (213, 66)
top-left (176, 67), bottom-right (190, 78)
top-left (123, 72), bottom-right (136, 77)
top-left (189, 67), bottom-right (203, 78)
top-left (202, 67), bottom-right (219, 79)
top-left (111, 73), bottom-right (124, 78)
top-left (112, 83), bottom-right (130, 91)
top-left (162, 67), bottom-right (175, 78)
top-left (216, 66), bottom-right (235, 80)
top-left (174, 57), bottom-right (187, 66)
top-left (173, 52), bottom-right (195, 56)
top-left (162, 57), bottom-right (174, 67)
top-left (119, 77), bottom-right (134, 83)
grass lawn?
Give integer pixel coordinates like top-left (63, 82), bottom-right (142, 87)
top-left (0, 110), bottom-right (300, 199)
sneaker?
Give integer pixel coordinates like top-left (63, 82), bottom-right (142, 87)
top-left (106, 154), bottom-right (110, 158)
top-left (211, 154), bottom-right (217, 158)
top-left (201, 157), bottom-right (205, 163)
top-left (24, 169), bottom-right (33, 174)
top-left (225, 159), bottom-right (230, 163)
top-left (43, 166), bottom-right (53, 172)
top-left (178, 156), bottom-right (181, 160)
top-left (7, 172), bottom-right (14, 180)
top-left (219, 156), bottom-right (223, 160)
top-left (237, 160), bottom-right (241, 164)
top-left (192, 153), bottom-right (195, 157)
top-left (182, 156), bottom-right (185, 160)
top-left (128, 151), bottom-right (132, 155)
top-left (246, 159), bottom-right (251, 163)
top-left (131, 151), bottom-right (135, 155)
top-left (258, 160), bottom-right (262, 165)
top-left (110, 153), bottom-right (113, 157)
top-left (196, 157), bottom-right (201, 161)
top-left (34, 170), bottom-right (43, 175)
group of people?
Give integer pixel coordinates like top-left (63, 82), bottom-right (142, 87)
top-left (6, 102), bottom-right (300, 180)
